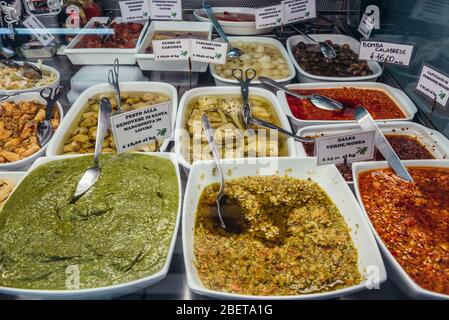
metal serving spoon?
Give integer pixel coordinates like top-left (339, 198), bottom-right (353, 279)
top-left (354, 106), bottom-right (413, 182)
top-left (202, 0), bottom-right (244, 59)
top-left (201, 113), bottom-right (247, 234)
top-left (232, 69), bottom-right (314, 143)
top-left (259, 76), bottom-right (344, 111)
top-left (71, 98), bottom-right (113, 202)
top-left (290, 24), bottom-right (337, 60)
top-left (37, 86), bottom-right (65, 147)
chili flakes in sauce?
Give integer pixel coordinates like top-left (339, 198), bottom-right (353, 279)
top-left (358, 167), bottom-right (449, 295)
top-left (287, 87), bottom-right (405, 121)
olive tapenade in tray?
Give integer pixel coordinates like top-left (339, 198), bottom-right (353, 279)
top-left (292, 41), bottom-right (373, 77)
top-left (303, 135), bottom-right (435, 182)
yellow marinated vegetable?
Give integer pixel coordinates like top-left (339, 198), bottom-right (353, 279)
top-left (213, 41), bottom-right (292, 80)
top-left (61, 92), bottom-right (170, 154)
top-left (183, 95), bottom-right (289, 163)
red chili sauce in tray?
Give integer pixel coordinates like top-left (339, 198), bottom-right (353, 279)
top-left (198, 11), bottom-right (255, 22)
top-left (358, 167), bottom-right (449, 296)
top-left (287, 88), bottom-right (406, 121)
top-left (303, 135), bottom-right (435, 181)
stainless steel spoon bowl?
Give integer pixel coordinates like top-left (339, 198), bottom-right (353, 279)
top-left (259, 76), bottom-right (344, 112)
top-left (71, 98), bottom-right (113, 202)
top-left (201, 113), bottom-right (247, 233)
top-left (202, 1), bottom-right (244, 59)
top-left (290, 25), bottom-right (337, 60)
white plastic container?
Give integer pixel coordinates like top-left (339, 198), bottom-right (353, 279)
top-left (286, 34), bottom-right (382, 83)
top-left (183, 157), bottom-right (387, 299)
top-left (67, 66), bottom-right (146, 103)
top-left (210, 36), bottom-right (296, 86)
top-left (352, 160), bottom-right (449, 300)
top-left (0, 61), bottom-right (60, 96)
top-left (0, 171), bottom-right (26, 202)
top-left (277, 82), bottom-right (418, 130)
top-left (0, 152), bottom-right (182, 299)
top-left (46, 82), bottom-right (177, 156)
top-left (135, 21), bottom-right (213, 72)
top-left (175, 86), bottom-right (299, 172)
top-left (0, 92), bottom-right (64, 171)
top-left (64, 17), bottom-right (149, 65)
top-left (193, 7), bottom-right (274, 35)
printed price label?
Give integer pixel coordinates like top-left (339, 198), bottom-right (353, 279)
top-left (359, 40), bottom-right (414, 66)
top-left (119, 0), bottom-right (150, 22)
top-left (416, 64), bottom-right (449, 108)
top-left (255, 5), bottom-right (283, 30)
top-left (110, 102), bottom-right (172, 153)
top-left (23, 14), bottom-right (55, 46)
top-left (152, 38), bottom-right (190, 61)
top-left (316, 131), bottom-right (376, 166)
top-left (358, 13), bottom-right (375, 39)
top-left (190, 39), bottom-right (228, 64)
top-left (281, 0), bottom-right (316, 24)
top-left (149, 0), bottom-right (182, 20)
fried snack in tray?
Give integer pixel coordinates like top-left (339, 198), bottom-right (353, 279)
top-left (0, 100), bottom-right (60, 163)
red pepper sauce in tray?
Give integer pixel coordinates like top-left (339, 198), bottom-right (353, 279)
top-left (74, 22), bottom-right (144, 49)
top-left (198, 11), bottom-right (255, 22)
top-left (303, 135), bottom-right (435, 181)
top-left (358, 167), bottom-right (449, 295)
top-left (287, 88), bottom-right (406, 121)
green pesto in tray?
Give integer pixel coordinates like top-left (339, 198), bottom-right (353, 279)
top-left (0, 154), bottom-right (179, 290)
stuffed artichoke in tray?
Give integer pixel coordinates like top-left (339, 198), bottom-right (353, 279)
top-left (183, 95), bottom-right (289, 163)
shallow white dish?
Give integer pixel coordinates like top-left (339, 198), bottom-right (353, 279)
top-left (0, 152), bottom-right (182, 299)
top-left (182, 157), bottom-right (387, 299)
top-left (352, 160), bottom-right (449, 300)
top-left (0, 171), bottom-right (26, 204)
top-left (297, 122), bottom-right (449, 161)
top-left (286, 34), bottom-right (382, 83)
top-left (277, 82), bottom-right (418, 130)
top-left (210, 36), bottom-right (296, 86)
top-left (0, 92), bottom-right (64, 171)
top-left (46, 81), bottom-right (177, 156)
top-left (0, 61), bottom-right (60, 96)
top-left (174, 86), bottom-right (299, 172)
top-left (64, 17), bottom-right (149, 65)
top-left (193, 7), bottom-right (273, 35)
top-left (135, 21), bottom-right (213, 72)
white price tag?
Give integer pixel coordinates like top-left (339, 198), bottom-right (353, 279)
top-left (416, 64), bottom-right (449, 108)
top-left (23, 14), bottom-right (55, 46)
top-left (110, 102), bottom-right (172, 153)
top-left (190, 39), bottom-right (228, 64)
top-left (255, 5), bottom-right (283, 30)
top-left (358, 13), bottom-right (375, 39)
top-left (149, 0), bottom-right (182, 20)
top-left (281, 0), bottom-right (316, 24)
top-left (316, 131), bottom-right (376, 166)
top-left (152, 38), bottom-right (190, 61)
top-left (119, 0), bottom-right (150, 22)
top-left (359, 40), bottom-right (414, 66)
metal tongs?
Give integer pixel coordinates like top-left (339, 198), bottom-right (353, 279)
top-left (232, 68), bottom-right (314, 143)
top-left (96, 14), bottom-right (115, 45)
top-left (0, 59), bottom-right (43, 80)
top-left (108, 58), bottom-right (123, 113)
top-left (37, 86), bottom-right (66, 147)
top-left (354, 106), bottom-right (413, 182)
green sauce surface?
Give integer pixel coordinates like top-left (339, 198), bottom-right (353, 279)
top-left (0, 154), bottom-right (179, 290)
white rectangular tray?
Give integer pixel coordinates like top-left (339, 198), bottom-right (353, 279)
top-left (286, 34), bottom-right (382, 83)
top-left (277, 82), bottom-right (418, 130)
top-left (64, 17), bottom-right (149, 65)
top-left (135, 21), bottom-right (212, 72)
